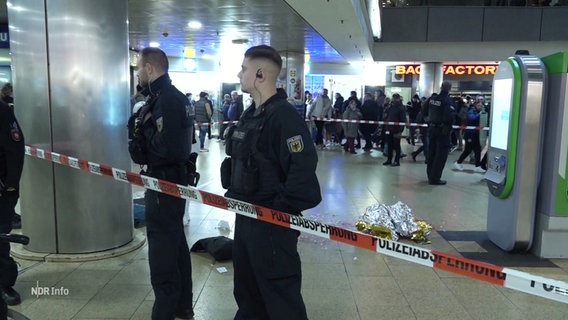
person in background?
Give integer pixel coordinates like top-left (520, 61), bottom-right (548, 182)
top-left (304, 92), bottom-right (316, 141)
top-left (127, 47), bottom-right (195, 319)
top-left (227, 90), bottom-right (244, 130)
top-left (411, 94), bottom-right (435, 164)
top-left (342, 91), bottom-right (362, 148)
top-left (311, 88), bottom-right (332, 149)
top-left (218, 93), bottom-right (231, 142)
top-left (194, 91), bottom-right (212, 152)
top-left (205, 93), bottom-right (214, 140)
top-left (0, 84), bottom-right (13, 106)
top-left (382, 93), bottom-right (407, 167)
top-left (453, 100), bottom-right (486, 173)
top-left (185, 92), bottom-right (194, 106)
top-left (422, 80), bottom-right (455, 185)
top-left (223, 45), bottom-right (321, 320)
top-left (333, 92), bottom-right (345, 143)
top-left (0, 92), bottom-right (24, 307)
top-left (360, 92), bottom-right (379, 151)
top-left (342, 99), bottom-right (362, 154)
top-left (406, 94), bottom-right (421, 146)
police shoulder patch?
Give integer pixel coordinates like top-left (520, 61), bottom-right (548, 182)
top-left (156, 116), bottom-right (163, 132)
top-left (286, 135), bottom-right (304, 153)
top-left (10, 121), bottom-right (21, 142)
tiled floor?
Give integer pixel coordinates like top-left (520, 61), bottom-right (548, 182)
top-left (8, 137), bottom-right (568, 320)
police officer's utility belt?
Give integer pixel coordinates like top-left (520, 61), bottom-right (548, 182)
top-left (146, 154), bottom-right (200, 187)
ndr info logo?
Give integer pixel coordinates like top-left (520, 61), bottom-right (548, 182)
top-left (31, 281), bottom-right (70, 298)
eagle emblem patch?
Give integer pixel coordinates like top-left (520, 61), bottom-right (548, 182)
top-left (10, 121), bottom-right (21, 142)
top-left (286, 135), bottom-right (304, 153)
top-left (156, 116), bottom-right (163, 132)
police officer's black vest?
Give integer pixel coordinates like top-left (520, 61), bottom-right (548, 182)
top-left (225, 105), bottom-right (283, 197)
top-left (427, 98), bottom-right (444, 124)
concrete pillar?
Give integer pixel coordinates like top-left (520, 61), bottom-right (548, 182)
top-left (419, 62), bottom-right (444, 97)
top-left (278, 51), bottom-right (305, 102)
top-left (8, 0), bottom-right (133, 253)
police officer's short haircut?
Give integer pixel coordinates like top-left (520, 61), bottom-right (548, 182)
top-left (199, 91), bottom-right (207, 98)
top-left (140, 47), bottom-right (169, 73)
top-left (244, 45), bottom-right (282, 70)
top-left (440, 80), bottom-right (452, 92)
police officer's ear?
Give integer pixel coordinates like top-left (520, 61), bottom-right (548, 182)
top-left (256, 69), bottom-right (262, 79)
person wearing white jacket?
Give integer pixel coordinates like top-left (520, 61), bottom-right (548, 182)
top-left (312, 88), bottom-right (332, 148)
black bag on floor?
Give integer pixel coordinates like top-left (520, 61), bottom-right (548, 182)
top-left (190, 236), bottom-right (233, 261)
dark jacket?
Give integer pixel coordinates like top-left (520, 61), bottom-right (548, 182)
top-left (384, 101), bottom-right (407, 134)
top-left (333, 96), bottom-right (345, 115)
top-left (422, 90), bottom-right (454, 127)
top-left (129, 74), bottom-right (193, 166)
top-left (361, 99), bottom-right (379, 121)
top-left (228, 98), bottom-right (244, 122)
top-left (0, 101), bottom-right (24, 190)
top-left (220, 101), bottom-right (230, 121)
top-left (464, 106), bottom-right (481, 138)
top-left (225, 89), bottom-right (321, 214)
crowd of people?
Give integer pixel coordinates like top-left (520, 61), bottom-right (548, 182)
top-left (299, 82), bottom-right (489, 183)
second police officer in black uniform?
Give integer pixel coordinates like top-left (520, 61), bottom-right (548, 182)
top-left (128, 47), bottom-right (195, 320)
top-left (422, 80), bottom-right (456, 185)
top-left (0, 96), bottom-right (24, 307)
top-left (222, 45), bottom-right (322, 320)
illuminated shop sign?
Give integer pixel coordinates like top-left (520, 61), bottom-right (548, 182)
top-left (395, 65), bottom-right (497, 76)
top-left (0, 24), bottom-right (9, 49)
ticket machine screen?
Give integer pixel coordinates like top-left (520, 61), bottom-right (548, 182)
top-left (489, 78), bottom-right (513, 151)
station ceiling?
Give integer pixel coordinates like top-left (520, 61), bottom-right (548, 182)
top-left (0, 0), bottom-right (370, 65)
top-left (126, 0), bottom-right (371, 64)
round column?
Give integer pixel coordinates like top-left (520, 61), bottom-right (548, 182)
top-left (8, 0), bottom-right (133, 253)
top-left (278, 51), bottom-right (305, 102)
top-left (419, 62), bottom-right (444, 97)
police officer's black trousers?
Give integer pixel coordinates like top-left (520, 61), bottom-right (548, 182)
top-left (145, 167), bottom-right (192, 320)
top-left (0, 192), bottom-right (18, 289)
top-left (427, 127), bottom-right (450, 182)
top-left (233, 215), bottom-right (307, 320)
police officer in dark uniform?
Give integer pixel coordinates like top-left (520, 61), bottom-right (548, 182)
top-left (422, 81), bottom-right (455, 185)
top-left (128, 47), bottom-right (194, 320)
top-left (0, 98), bottom-right (24, 306)
top-left (223, 45), bottom-right (322, 320)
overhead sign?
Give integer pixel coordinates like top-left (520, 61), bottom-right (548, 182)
top-left (395, 65), bottom-right (497, 76)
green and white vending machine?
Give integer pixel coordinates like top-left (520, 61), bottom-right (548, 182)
top-left (485, 54), bottom-right (547, 251)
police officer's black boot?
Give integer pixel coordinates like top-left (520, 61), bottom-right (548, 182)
top-left (1, 299), bottom-right (7, 320)
top-left (11, 214), bottom-right (21, 230)
top-left (0, 287), bottom-right (21, 306)
top-left (175, 308), bottom-right (194, 320)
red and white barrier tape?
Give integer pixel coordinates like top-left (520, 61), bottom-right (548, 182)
top-left (308, 116), bottom-right (490, 131)
top-left (198, 118), bottom-right (489, 131)
top-left (24, 145), bottom-right (568, 304)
